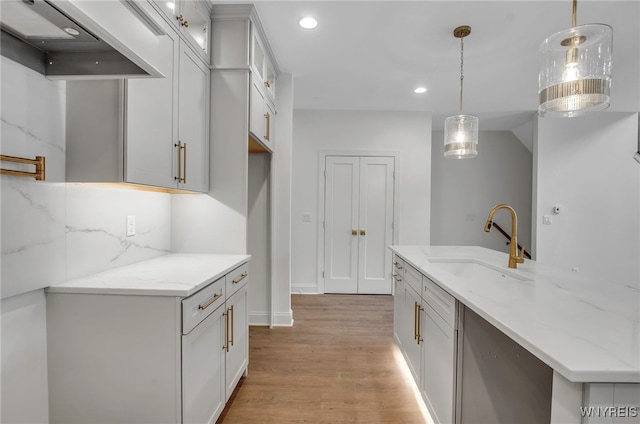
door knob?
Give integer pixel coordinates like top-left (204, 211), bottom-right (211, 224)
top-left (360, 229), bottom-right (366, 236)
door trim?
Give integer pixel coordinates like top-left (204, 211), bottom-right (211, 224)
top-left (317, 149), bottom-right (401, 294)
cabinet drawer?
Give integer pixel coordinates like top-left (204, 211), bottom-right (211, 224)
top-left (182, 277), bottom-right (225, 334)
top-left (226, 262), bottom-right (249, 298)
top-left (403, 262), bottom-right (422, 295)
top-left (423, 277), bottom-right (457, 328)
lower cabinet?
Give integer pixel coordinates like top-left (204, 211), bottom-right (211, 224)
top-left (393, 254), bottom-right (458, 424)
top-left (224, 278), bottom-right (249, 400)
top-left (402, 283), bottom-right (423, 382)
top-left (421, 302), bottom-right (457, 424)
top-left (47, 262), bottom-right (249, 424)
top-left (392, 261), bottom-right (404, 346)
top-left (182, 305), bottom-right (226, 423)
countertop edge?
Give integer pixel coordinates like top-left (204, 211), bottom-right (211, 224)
top-left (46, 254), bottom-right (252, 297)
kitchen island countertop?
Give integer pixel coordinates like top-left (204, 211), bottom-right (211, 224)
top-left (390, 245), bottom-right (639, 383)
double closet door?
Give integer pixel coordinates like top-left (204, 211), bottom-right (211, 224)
top-left (324, 156), bottom-right (395, 294)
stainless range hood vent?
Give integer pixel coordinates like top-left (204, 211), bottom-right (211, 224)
top-left (0, 0), bottom-right (150, 78)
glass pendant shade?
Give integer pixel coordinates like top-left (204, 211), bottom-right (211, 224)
top-left (538, 23), bottom-right (612, 118)
top-left (444, 114), bottom-right (479, 158)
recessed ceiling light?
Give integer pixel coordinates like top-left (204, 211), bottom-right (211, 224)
top-left (414, 87), bottom-right (427, 94)
top-left (299, 17), bottom-right (318, 30)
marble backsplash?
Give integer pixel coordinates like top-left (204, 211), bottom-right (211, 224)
top-left (1, 57), bottom-right (171, 300)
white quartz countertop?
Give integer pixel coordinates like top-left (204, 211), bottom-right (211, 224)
top-left (46, 254), bottom-right (251, 297)
top-left (390, 245), bottom-right (640, 383)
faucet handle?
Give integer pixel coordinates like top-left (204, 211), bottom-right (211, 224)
top-left (517, 245), bottom-right (526, 262)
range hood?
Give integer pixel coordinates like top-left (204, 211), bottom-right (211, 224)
top-left (0, 0), bottom-right (164, 79)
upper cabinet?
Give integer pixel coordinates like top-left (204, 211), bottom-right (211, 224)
top-left (211, 5), bottom-right (279, 154)
top-left (176, 42), bottom-right (210, 192)
top-left (66, 1), bottom-right (209, 193)
top-left (154, 0), bottom-right (210, 63)
top-left (251, 30), bottom-right (276, 102)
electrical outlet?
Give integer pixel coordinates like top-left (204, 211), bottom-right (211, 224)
top-left (542, 215), bottom-right (553, 225)
top-left (126, 215), bottom-right (136, 236)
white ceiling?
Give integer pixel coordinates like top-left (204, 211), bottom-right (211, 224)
top-left (214, 1), bottom-right (640, 131)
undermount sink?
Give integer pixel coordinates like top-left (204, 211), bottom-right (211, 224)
top-left (427, 259), bottom-right (531, 282)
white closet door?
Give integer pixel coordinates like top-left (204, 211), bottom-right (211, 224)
top-left (324, 157), bottom-right (360, 293)
top-left (358, 156), bottom-right (394, 293)
top-left (324, 156), bottom-right (394, 294)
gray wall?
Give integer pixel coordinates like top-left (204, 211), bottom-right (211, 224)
top-left (431, 131), bottom-right (532, 255)
top-left (534, 113), bottom-right (639, 287)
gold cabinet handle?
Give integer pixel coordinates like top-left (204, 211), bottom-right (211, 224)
top-left (182, 20), bottom-right (189, 28)
top-left (416, 304), bottom-right (423, 345)
top-left (352, 229), bottom-right (357, 236)
top-left (232, 272), bottom-right (248, 284)
top-left (393, 261), bottom-right (403, 270)
top-left (174, 142), bottom-right (181, 182)
top-left (392, 273), bottom-right (402, 282)
top-left (174, 141), bottom-right (186, 183)
top-left (224, 308), bottom-right (231, 352)
top-left (413, 302), bottom-right (418, 341)
top-left (360, 229), bottom-right (366, 236)
top-left (230, 304), bottom-right (234, 347)
top-left (182, 142), bottom-right (187, 183)
top-left (264, 112), bottom-right (270, 141)
top-left (198, 292), bottom-right (222, 310)
top-left (176, 14), bottom-right (184, 22)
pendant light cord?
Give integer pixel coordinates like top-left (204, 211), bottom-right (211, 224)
top-left (459, 37), bottom-right (464, 115)
top-left (572, 0), bottom-right (577, 28)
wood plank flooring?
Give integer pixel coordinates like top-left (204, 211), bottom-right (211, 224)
top-left (217, 294), bottom-right (427, 423)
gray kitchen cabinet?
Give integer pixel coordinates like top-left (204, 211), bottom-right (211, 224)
top-left (46, 256), bottom-right (250, 424)
top-left (211, 4), bottom-right (278, 154)
top-left (421, 276), bottom-right (458, 424)
top-left (223, 263), bottom-right (250, 400)
top-left (393, 257), bottom-right (459, 424)
top-left (250, 74), bottom-right (274, 152)
top-left (152, 0), bottom-right (211, 63)
top-left (403, 283), bottom-right (423, 383)
top-left (250, 25), bottom-right (276, 102)
top-left (66, 3), bottom-right (209, 193)
top-left (392, 256), bottom-right (404, 347)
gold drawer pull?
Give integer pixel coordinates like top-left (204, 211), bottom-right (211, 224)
top-left (198, 292), bottom-right (222, 310)
top-left (392, 273), bottom-right (402, 282)
top-left (360, 229), bottom-right (366, 236)
top-left (393, 261), bottom-right (403, 270)
top-left (232, 272), bottom-right (248, 284)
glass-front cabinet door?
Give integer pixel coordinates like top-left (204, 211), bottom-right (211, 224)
top-left (154, 0), bottom-right (210, 62)
top-left (157, 0), bottom-right (178, 22)
top-left (180, 0), bottom-right (209, 59)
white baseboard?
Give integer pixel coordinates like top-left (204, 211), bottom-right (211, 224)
top-left (272, 310), bottom-right (294, 327)
top-left (290, 285), bottom-right (319, 294)
top-left (249, 309), bottom-right (294, 327)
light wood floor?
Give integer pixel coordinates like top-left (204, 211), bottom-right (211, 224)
top-left (217, 294), bottom-right (427, 423)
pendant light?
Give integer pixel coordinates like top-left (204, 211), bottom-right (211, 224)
top-left (538, 0), bottom-right (613, 117)
top-left (444, 25), bottom-right (478, 159)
